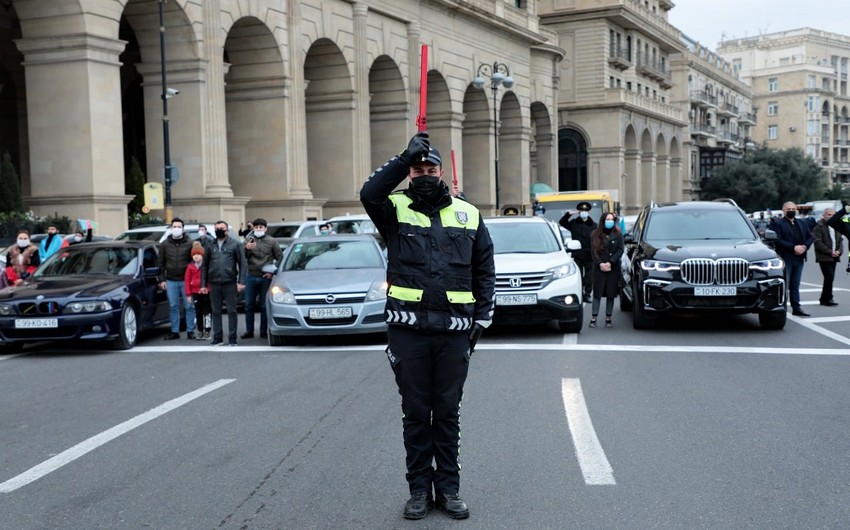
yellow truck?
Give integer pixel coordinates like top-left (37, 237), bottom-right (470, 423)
top-left (534, 189), bottom-right (619, 225)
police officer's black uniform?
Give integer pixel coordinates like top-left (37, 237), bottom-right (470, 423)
top-left (360, 132), bottom-right (495, 520)
top-left (559, 202), bottom-right (596, 300)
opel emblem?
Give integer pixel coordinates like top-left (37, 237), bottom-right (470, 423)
top-left (509, 277), bottom-right (522, 288)
top-left (325, 294), bottom-right (336, 304)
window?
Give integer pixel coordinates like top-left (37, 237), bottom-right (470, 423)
top-left (767, 101), bottom-right (778, 116)
top-left (807, 95), bottom-right (820, 112)
top-left (807, 144), bottom-right (817, 157)
top-left (732, 58), bottom-right (742, 74)
top-left (768, 77), bottom-right (778, 92)
top-left (768, 125), bottom-right (778, 140)
top-left (807, 75), bottom-right (817, 89)
top-left (627, 81), bottom-right (632, 91)
top-left (808, 120), bottom-right (819, 135)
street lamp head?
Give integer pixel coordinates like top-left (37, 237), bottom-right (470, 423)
top-left (472, 76), bottom-right (486, 90)
top-left (502, 75), bottom-right (515, 89)
top-left (491, 71), bottom-right (505, 86)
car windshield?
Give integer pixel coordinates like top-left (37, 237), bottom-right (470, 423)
top-left (34, 246), bottom-right (139, 277)
top-left (487, 222), bottom-right (561, 254)
top-left (283, 239), bottom-right (383, 271)
top-left (269, 225), bottom-right (300, 238)
top-left (645, 210), bottom-right (756, 241)
top-left (115, 229), bottom-right (164, 241)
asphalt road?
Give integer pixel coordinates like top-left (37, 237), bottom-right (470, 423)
top-left (2, 264), bottom-right (850, 529)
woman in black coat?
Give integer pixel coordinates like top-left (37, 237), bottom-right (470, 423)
top-left (589, 212), bottom-right (624, 327)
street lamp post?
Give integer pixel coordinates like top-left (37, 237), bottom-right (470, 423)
top-left (473, 62), bottom-right (514, 213)
top-left (158, 0), bottom-right (173, 223)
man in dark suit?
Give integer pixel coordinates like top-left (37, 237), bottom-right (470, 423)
top-left (769, 201), bottom-right (814, 317)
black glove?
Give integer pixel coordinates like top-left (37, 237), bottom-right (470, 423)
top-left (468, 322), bottom-right (485, 354)
top-left (401, 132), bottom-right (430, 166)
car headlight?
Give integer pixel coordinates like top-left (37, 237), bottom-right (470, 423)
top-left (366, 281), bottom-right (388, 301)
top-left (62, 301), bottom-right (112, 314)
top-left (640, 260), bottom-right (680, 272)
top-left (0, 303), bottom-right (15, 316)
top-left (548, 262), bottom-right (577, 279)
top-left (270, 285), bottom-right (296, 304)
top-left (750, 257), bottom-right (784, 271)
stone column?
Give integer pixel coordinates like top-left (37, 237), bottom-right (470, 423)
top-left (352, 2), bottom-right (371, 196)
top-left (656, 154), bottom-right (670, 202)
top-left (286, 0), bottom-right (312, 199)
top-left (16, 35), bottom-right (132, 234)
top-left (202, 0), bottom-right (233, 196)
top-left (640, 152), bottom-right (657, 206)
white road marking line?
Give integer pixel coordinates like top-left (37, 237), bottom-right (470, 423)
top-left (787, 314), bottom-right (850, 347)
top-left (0, 378), bottom-right (236, 493)
top-left (561, 378), bottom-right (615, 485)
top-left (562, 332), bottom-right (578, 345)
top-left (0, 353), bottom-right (26, 362)
top-left (128, 343), bottom-right (850, 355)
top-left (806, 315), bottom-right (850, 324)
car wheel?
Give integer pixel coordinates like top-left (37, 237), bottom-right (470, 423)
top-left (268, 331), bottom-right (286, 346)
top-left (758, 310), bottom-right (786, 330)
top-left (0, 342), bottom-right (24, 354)
top-left (112, 303), bottom-right (139, 350)
top-left (619, 288), bottom-right (633, 312)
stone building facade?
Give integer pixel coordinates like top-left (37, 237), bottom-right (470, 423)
top-left (0, 0), bottom-right (563, 234)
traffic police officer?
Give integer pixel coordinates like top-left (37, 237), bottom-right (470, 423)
top-left (559, 201), bottom-right (597, 301)
top-left (360, 132), bottom-right (496, 520)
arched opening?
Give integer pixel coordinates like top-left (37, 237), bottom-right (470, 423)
top-left (655, 132), bottom-right (669, 202)
top-left (530, 102), bottom-right (554, 193)
top-left (640, 128), bottom-right (654, 205)
top-left (304, 39), bottom-right (354, 207)
top-left (461, 84), bottom-right (490, 206)
top-left (424, 70), bottom-right (452, 160)
top-left (369, 56), bottom-right (406, 170)
top-left (119, 15), bottom-right (147, 196)
top-left (498, 91), bottom-right (524, 208)
top-left (624, 125), bottom-right (639, 213)
top-left (224, 17), bottom-right (287, 213)
top-left (0, 4), bottom-right (26, 198)
top-left (558, 127), bottom-right (588, 191)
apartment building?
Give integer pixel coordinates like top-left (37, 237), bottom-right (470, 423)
top-left (538, 0), bottom-right (690, 214)
top-left (718, 28), bottom-right (850, 185)
top-left (0, 0), bottom-right (562, 233)
top-left (669, 37), bottom-right (757, 197)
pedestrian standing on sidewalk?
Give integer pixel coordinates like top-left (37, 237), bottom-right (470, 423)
top-left (242, 218), bottom-right (282, 339)
top-left (201, 220), bottom-right (247, 346)
top-left (812, 207), bottom-right (843, 306)
top-left (158, 217), bottom-right (196, 340)
top-left (589, 212), bottom-right (624, 328)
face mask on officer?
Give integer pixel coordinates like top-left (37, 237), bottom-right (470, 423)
top-left (409, 163), bottom-right (444, 204)
top-left (579, 211), bottom-right (589, 220)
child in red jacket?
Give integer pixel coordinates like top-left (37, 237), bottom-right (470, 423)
top-left (185, 242), bottom-right (211, 339)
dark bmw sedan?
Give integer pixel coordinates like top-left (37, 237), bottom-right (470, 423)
top-left (0, 241), bottom-right (169, 352)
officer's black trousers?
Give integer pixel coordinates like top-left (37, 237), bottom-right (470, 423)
top-left (387, 326), bottom-right (470, 495)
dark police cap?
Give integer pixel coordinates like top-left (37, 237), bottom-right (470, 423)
top-left (576, 201), bottom-right (592, 211)
top-left (418, 146), bottom-right (442, 166)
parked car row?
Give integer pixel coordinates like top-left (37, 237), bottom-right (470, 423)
top-left (1, 199), bottom-right (789, 351)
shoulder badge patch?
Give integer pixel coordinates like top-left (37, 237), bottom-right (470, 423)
top-left (455, 211), bottom-right (469, 224)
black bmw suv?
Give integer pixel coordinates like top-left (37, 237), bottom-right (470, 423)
top-left (619, 201), bottom-right (787, 330)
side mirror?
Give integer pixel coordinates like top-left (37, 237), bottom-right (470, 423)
top-left (763, 229), bottom-right (778, 241)
top-left (144, 266), bottom-right (161, 277)
top-left (566, 240), bottom-right (581, 251)
top-left (623, 233), bottom-right (635, 244)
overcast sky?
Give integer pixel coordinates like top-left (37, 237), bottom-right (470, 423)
top-left (667, 0), bottom-right (849, 50)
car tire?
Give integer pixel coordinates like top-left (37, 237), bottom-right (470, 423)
top-left (268, 331), bottom-right (286, 346)
top-left (112, 303), bottom-right (139, 350)
top-left (632, 287), bottom-right (656, 330)
top-left (0, 342), bottom-right (24, 354)
top-left (758, 310), bottom-right (786, 330)
top-left (619, 289), bottom-right (633, 312)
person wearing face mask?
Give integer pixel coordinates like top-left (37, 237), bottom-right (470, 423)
top-left (559, 201), bottom-right (597, 302)
top-left (200, 221), bottom-right (247, 346)
top-left (360, 131), bottom-right (496, 521)
top-left (68, 219), bottom-right (94, 246)
top-left (241, 218), bottom-right (282, 339)
top-left (588, 213), bottom-right (624, 328)
top-left (196, 224), bottom-right (214, 246)
top-left (769, 201), bottom-right (814, 317)
top-left (5, 230), bottom-right (40, 286)
top-left (157, 217), bottom-right (196, 340)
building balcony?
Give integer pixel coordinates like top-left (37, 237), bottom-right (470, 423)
top-left (602, 88), bottom-right (683, 122)
top-left (840, 73), bottom-right (848, 81)
top-left (690, 90), bottom-right (717, 108)
top-left (836, 116), bottom-right (850, 125)
top-left (822, 158), bottom-right (831, 166)
top-left (691, 123), bottom-right (716, 137)
top-left (608, 47), bottom-right (632, 70)
top-left (717, 130), bottom-right (739, 144)
top-left (836, 139), bottom-right (849, 146)
top-left (738, 111), bottom-right (757, 125)
top-left (716, 102), bottom-right (740, 117)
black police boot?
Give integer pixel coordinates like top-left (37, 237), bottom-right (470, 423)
top-left (403, 491), bottom-right (433, 520)
top-left (435, 492), bottom-right (469, 519)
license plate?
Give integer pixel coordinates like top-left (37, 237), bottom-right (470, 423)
top-left (496, 294), bottom-right (538, 306)
top-left (15, 318), bottom-right (59, 329)
top-left (308, 307), bottom-right (353, 319)
top-left (694, 286), bottom-right (737, 296)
